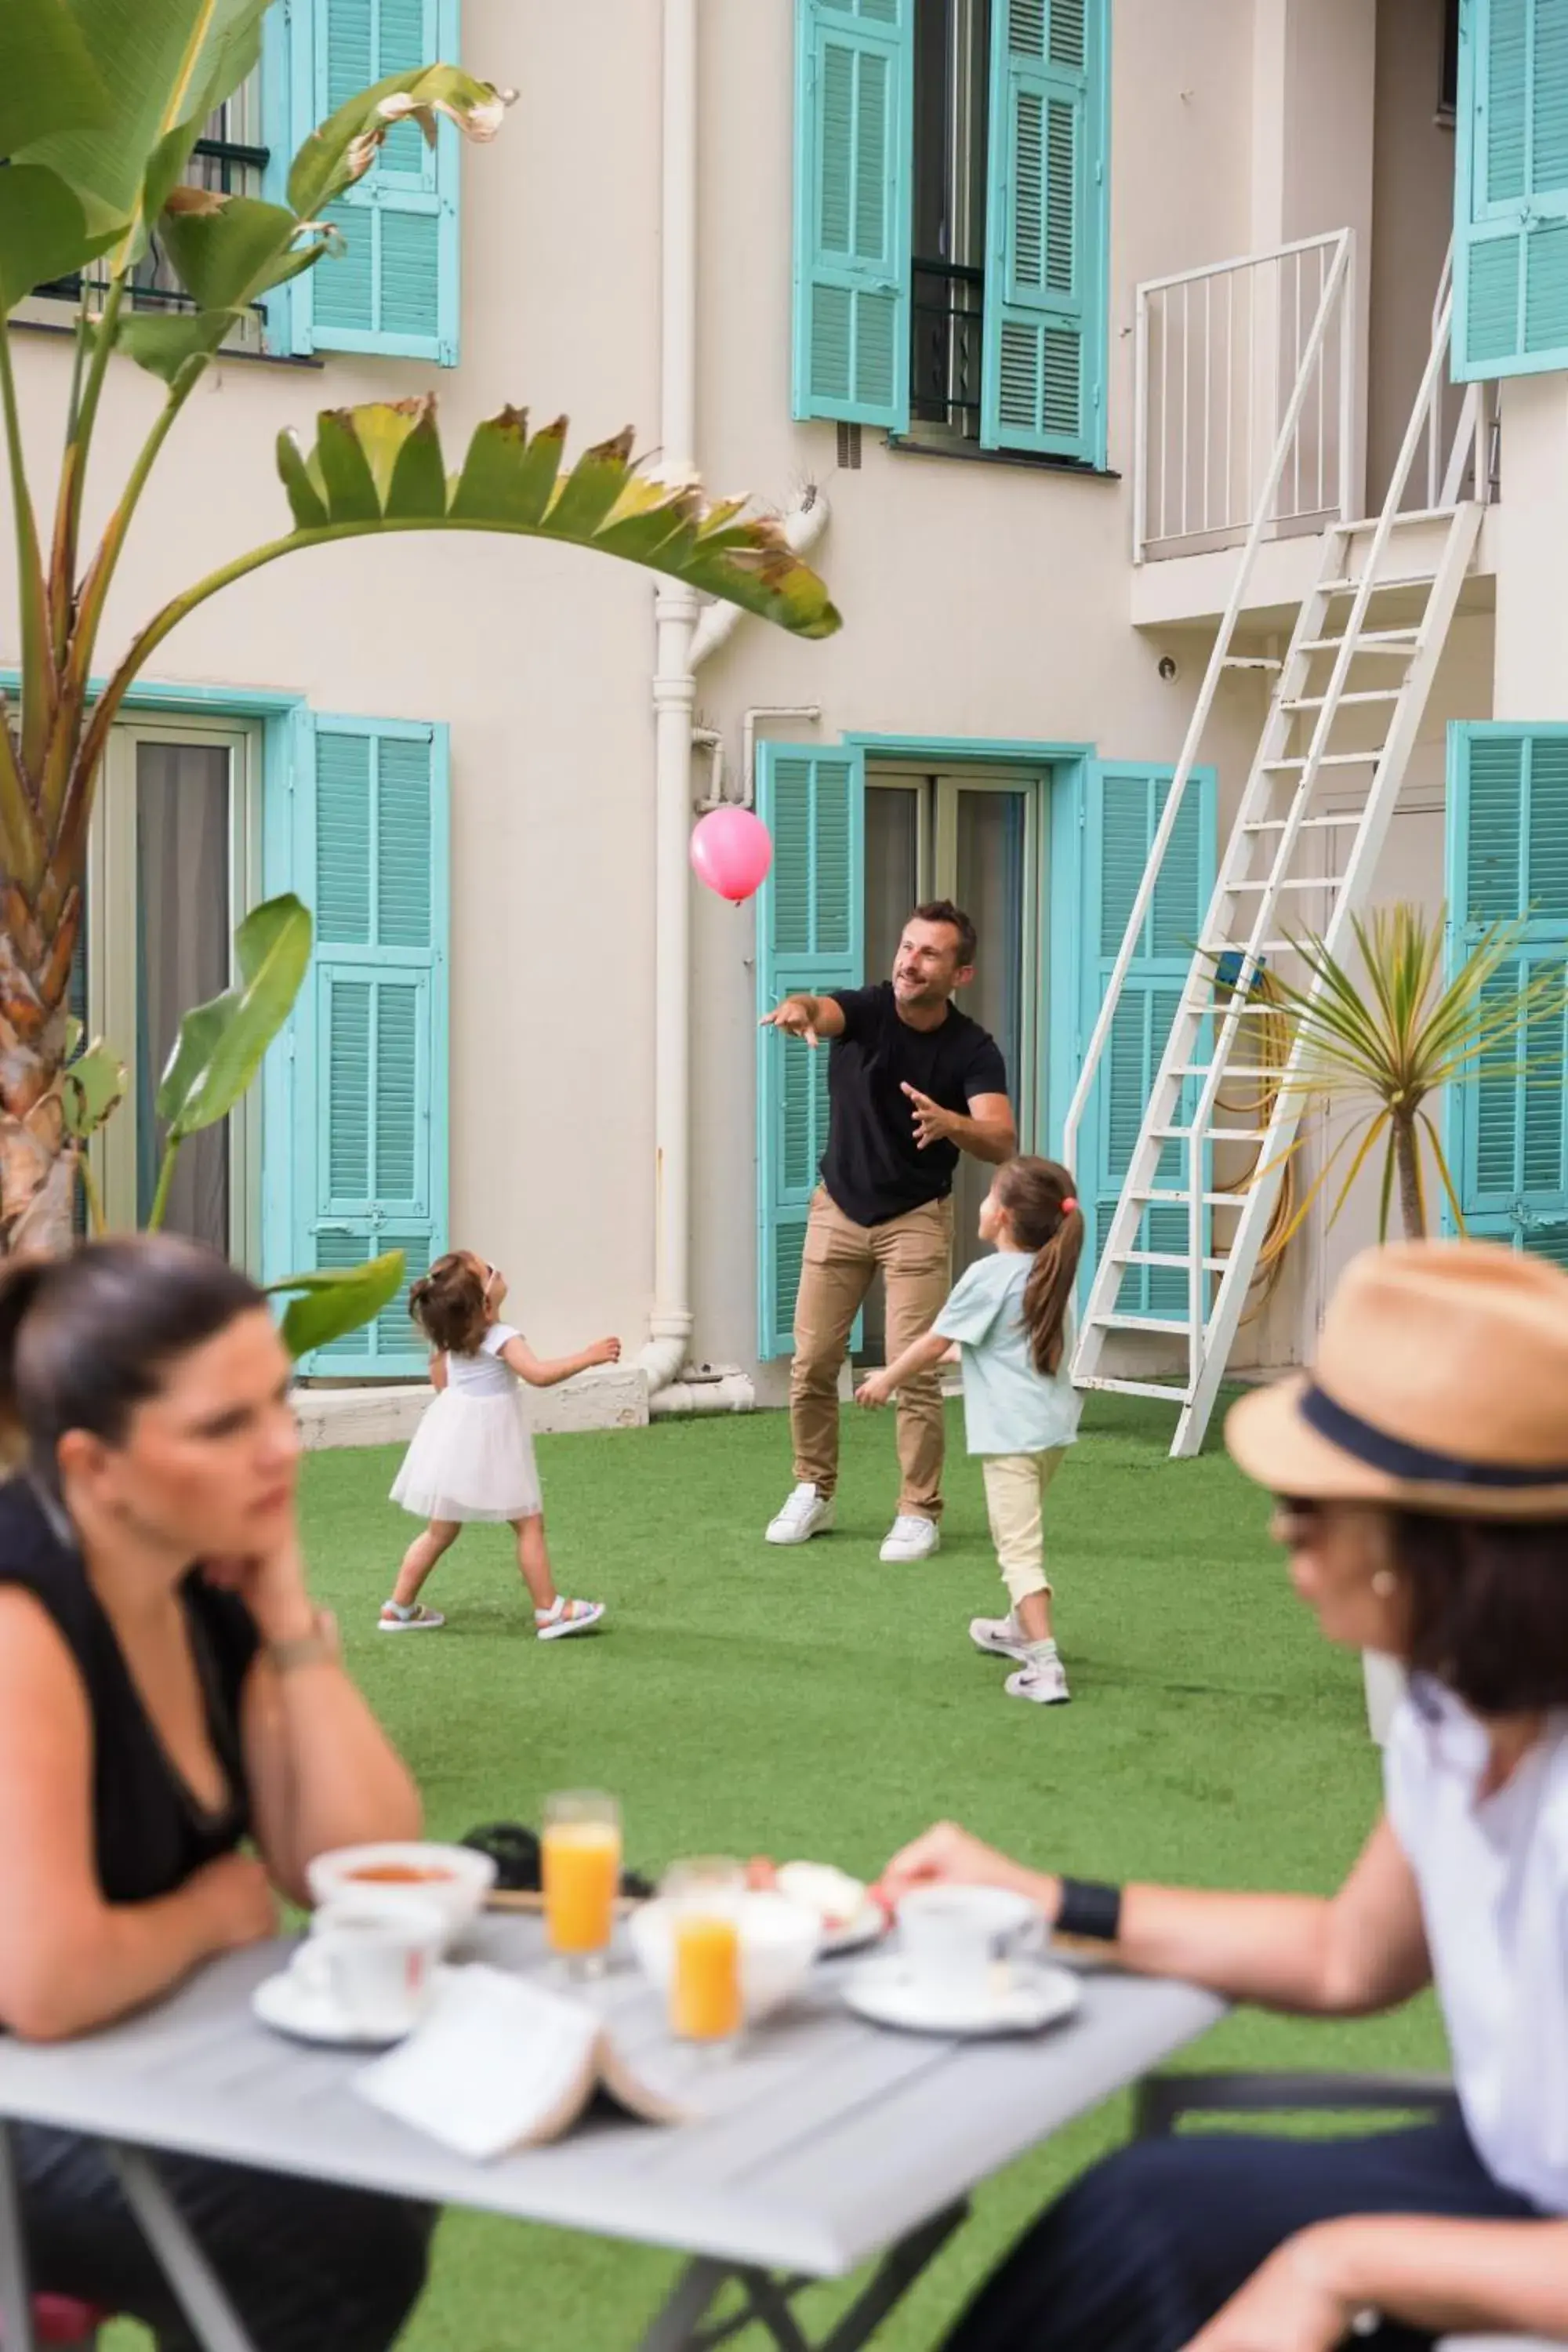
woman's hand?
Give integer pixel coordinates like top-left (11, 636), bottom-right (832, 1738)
top-left (1181, 2234), bottom-right (1363, 2352)
top-left (204, 1537), bottom-right (315, 1647)
top-left (187, 1852), bottom-right (278, 1955)
top-left (855, 1370), bottom-right (895, 1408)
top-left (876, 1820), bottom-right (1057, 1912)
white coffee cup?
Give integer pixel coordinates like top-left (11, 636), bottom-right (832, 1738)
top-left (289, 1896), bottom-right (445, 2039)
top-left (896, 1885), bottom-right (1045, 1996)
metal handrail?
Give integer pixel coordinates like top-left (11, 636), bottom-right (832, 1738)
top-left (1064, 228), bottom-right (1355, 1185)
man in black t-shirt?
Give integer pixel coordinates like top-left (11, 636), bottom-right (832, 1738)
top-left (758, 900), bottom-right (1016, 1562)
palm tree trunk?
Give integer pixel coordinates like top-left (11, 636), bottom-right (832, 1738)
top-left (1392, 1113), bottom-right (1425, 1240)
top-left (0, 896), bottom-right (78, 1258)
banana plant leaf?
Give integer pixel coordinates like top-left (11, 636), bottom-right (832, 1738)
top-left (60, 1036), bottom-right (128, 1142)
top-left (266, 1251), bottom-right (407, 1361)
top-left (273, 401), bottom-right (842, 638)
top-left (156, 892), bottom-right (312, 1141)
top-left (0, 0), bottom-right (113, 163)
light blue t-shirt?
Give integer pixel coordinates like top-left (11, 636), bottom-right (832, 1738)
top-left (932, 1251), bottom-right (1083, 1458)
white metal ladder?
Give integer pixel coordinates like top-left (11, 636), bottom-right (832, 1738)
top-left (1065, 278), bottom-right (1486, 1458)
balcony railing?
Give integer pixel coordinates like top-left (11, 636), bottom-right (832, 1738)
top-left (1133, 230), bottom-right (1356, 564)
top-left (910, 256), bottom-right (985, 440)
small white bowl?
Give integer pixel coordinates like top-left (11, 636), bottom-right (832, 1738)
top-left (629, 1890), bottom-right (820, 2023)
top-left (305, 1842), bottom-right (495, 1953)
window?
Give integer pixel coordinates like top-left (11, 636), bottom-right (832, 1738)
top-left (911, 0), bottom-right (992, 442)
top-left (81, 719), bottom-right (264, 1261)
top-left (1446, 724), bottom-right (1568, 1262)
top-left (1453, 0), bottom-right (1568, 379)
top-left (1440, 0), bottom-right (1461, 121)
top-left (792, 0), bottom-right (1109, 464)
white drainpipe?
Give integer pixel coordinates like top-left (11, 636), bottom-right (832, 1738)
top-left (640, 6), bottom-right (832, 1418)
top-left (641, 0), bottom-right (700, 1401)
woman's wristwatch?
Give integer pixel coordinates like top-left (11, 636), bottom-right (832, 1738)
top-left (265, 1609), bottom-right (340, 1675)
top-left (1054, 1878), bottom-right (1123, 1940)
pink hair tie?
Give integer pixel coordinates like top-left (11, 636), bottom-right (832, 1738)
top-left (1060, 1197), bottom-right (1079, 1214)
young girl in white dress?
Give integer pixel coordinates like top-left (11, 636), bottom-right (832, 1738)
top-left (380, 1251), bottom-right (619, 1638)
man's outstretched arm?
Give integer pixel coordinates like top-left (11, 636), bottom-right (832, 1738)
top-left (904, 1084), bottom-right (1017, 1163)
top-left (757, 993), bottom-right (848, 1045)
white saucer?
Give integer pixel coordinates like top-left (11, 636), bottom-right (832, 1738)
top-left (842, 1955), bottom-right (1082, 2038)
top-left (252, 1964), bottom-right (454, 2049)
top-left (821, 1898), bottom-right (888, 1958)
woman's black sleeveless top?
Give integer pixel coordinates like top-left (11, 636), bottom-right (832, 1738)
top-left (0, 1475), bottom-right (259, 1902)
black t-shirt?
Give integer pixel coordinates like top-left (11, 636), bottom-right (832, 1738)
top-left (820, 982), bottom-right (1008, 1226)
top-left (0, 1476), bottom-right (259, 1905)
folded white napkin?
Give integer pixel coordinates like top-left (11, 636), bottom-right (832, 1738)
top-left (354, 1965), bottom-right (601, 2160)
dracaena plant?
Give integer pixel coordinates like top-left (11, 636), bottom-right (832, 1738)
top-left (0, 0), bottom-right (840, 1262)
top-left (1232, 903), bottom-right (1568, 1247)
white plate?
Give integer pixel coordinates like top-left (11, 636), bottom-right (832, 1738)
top-left (842, 1955), bottom-right (1082, 2038)
top-left (820, 1898), bottom-right (888, 1958)
top-left (252, 1963), bottom-right (456, 2049)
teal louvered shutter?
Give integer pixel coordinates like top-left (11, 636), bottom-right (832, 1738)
top-left (289, 716), bottom-right (450, 1375)
top-left (792, 0), bottom-right (913, 428)
top-left (755, 744), bottom-right (866, 1359)
top-left (1081, 762), bottom-right (1217, 1318)
top-left (1454, 0), bottom-right (1568, 378)
top-left (1447, 724), bottom-right (1568, 1262)
top-left (287, 0), bottom-right (461, 364)
top-left (982, 0), bottom-right (1108, 461)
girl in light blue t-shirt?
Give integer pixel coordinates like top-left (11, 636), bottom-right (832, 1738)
top-left (857, 1158), bottom-right (1084, 1705)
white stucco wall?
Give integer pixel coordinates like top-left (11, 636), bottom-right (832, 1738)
top-left (0, 0), bottom-right (1507, 1406)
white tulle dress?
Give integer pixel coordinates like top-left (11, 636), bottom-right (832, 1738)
top-left (390, 1323), bottom-right (543, 1523)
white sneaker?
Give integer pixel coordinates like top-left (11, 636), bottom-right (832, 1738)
top-left (971, 1610), bottom-right (1030, 1662)
top-left (536, 1597), bottom-right (605, 1642)
top-left (379, 1602), bottom-right (445, 1632)
top-left (1005, 1658), bottom-right (1071, 1705)
top-left (880, 1513), bottom-right (941, 1564)
top-left (765, 1484), bottom-right (836, 1545)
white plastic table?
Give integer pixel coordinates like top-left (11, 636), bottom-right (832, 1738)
top-left (0, 1918), bottom-right (1224, 2352)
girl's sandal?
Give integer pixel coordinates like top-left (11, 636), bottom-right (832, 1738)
top-left (535, 1596), bottom-right (606, 1642)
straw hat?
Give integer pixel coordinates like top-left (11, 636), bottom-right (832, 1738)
top-left (1225, 1240), bottom-right (1568, 1519)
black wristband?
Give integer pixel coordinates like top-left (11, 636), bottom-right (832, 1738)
top-left (1055, 1877), bottom-right (1123, 1941)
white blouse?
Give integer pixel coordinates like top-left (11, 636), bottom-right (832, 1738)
top-left (1385, 1682), bottom-right (1568, 2212)
top-left (444, 1323), bottom-right (520, 1399)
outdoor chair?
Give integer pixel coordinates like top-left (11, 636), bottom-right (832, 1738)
top-left (1134, 2070), bottom-right (1566, 2351)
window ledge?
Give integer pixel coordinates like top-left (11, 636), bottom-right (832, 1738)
top-left (7, 314), bottom-right (325, 372)
top-left (884, 433), bottom-right (1119, 481)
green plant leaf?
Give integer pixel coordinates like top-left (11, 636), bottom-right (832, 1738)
top-left (157, 190), bottom-right (307, 310)
top-left (60, 1036), bottom-right (127, 1139)
top-left (0, 164), bottom-right (121, 314)
top-left (287, 64), bottom-right (514, 220)
top-left (0, 0), bottom-right (114, 163)
top-left (267, 1251), bottom-right (407, 1360)
top-left (16, 0), bottom-right (270, 260)
top-left (270, 403), bottom-right (843, 640)
top-left (157, 891), bottom-right (312, 1139)
top-left (111, 305), bottom-right (238, 384)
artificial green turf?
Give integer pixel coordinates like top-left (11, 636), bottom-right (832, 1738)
top-left (116, 1394), bottom-right (1447, 2352)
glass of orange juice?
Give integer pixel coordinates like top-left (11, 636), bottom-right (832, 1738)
top-left (542, 1791), bottom-right (622, 1977)
top-left (662, 1857), bottom-right (746, 2049)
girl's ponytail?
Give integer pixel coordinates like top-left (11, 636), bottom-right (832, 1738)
top-left (995, 1157), bottom-right (1085, 1377)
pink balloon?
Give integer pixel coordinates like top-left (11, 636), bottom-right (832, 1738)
top-left (689, 806), bottom-right (774, 903)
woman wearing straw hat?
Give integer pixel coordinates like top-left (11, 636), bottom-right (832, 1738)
top-left (880, 1240), bottom-right (1568, 2352)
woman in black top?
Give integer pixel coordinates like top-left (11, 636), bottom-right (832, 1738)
top-left (0, 1236), bottom-right (431, 2351)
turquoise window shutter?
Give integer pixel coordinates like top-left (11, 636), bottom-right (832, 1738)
top-left (982, 0), bottom-right (1109, 462)
top-left (1446, 723), bottom-right (1568, 1264)
top-left (287, 714), bottom-right (451, 1376)
top-left (287, 0), bottom-right (462, 365)
top-left (755, 744), bottom-right (866, 1359)
top-left (1080, 761), bottom-right (1216, 1318)
top-left (792, 0), bottom-right (913, 429)
top-left (1454, 0), bottom-right (1568, 378)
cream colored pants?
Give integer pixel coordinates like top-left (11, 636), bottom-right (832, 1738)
top-left (981, 1449), bottom-right (1066, 1606)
